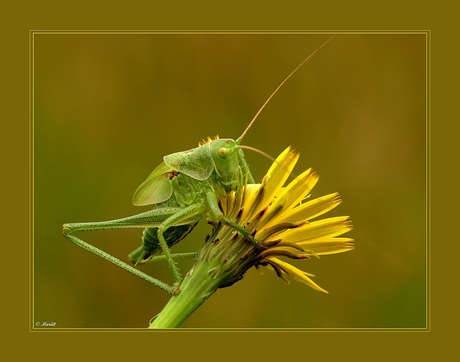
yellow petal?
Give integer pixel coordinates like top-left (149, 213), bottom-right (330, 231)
top-left (281, 168), bottom-right (318, 209)
top-left (273, 216), bottom-right (352, 244)
top-left (239, 184), bottom-right (262, 220)
top-left (298, 237), bottom-right (355, 255)
top-left (257, 147), bottom-right (299, 211)
top-left (267, 257), bottom-right (328, 293)
top-left (277, 192), bottom-right (342, 224)
top-left (260, 168), bottom-right (319, 229)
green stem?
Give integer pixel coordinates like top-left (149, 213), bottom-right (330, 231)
top-left (148, 256), bottom-right (221, 328)
top-left (149, 223), bottom-right (261, 328)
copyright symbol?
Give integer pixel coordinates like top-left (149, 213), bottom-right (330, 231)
top-left (35, 322), bottom-right (40, 327)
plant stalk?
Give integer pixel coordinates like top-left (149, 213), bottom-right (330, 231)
top-left (149, 223), bottom-right (260, 328)
top-left (148, 256), bottom-right (220, 328)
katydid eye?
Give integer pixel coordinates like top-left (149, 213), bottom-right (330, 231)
top-left (217, 147), bottom-right (228, 158)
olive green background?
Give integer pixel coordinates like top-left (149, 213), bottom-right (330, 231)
top-left (33, 33), bottom-right (427, 329)
top-left (2, 0), bottom-right (454, 359)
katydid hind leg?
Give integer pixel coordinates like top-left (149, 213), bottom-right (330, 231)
top-left (64, 233), bottom-right (174, 294)
top-left (63, 207), bottom-right (183, 234)
top-left (63, 206), bottom-right (185, 264)
top-left (63, 207), bottom-right (195, 291)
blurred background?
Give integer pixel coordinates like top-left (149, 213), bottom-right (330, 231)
top-left (33, 33), bottom-right (427, 328)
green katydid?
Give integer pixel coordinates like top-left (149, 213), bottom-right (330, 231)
top-left (62, 36), bottom-right (335, 294)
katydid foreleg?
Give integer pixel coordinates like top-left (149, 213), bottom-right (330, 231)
top-left (237, 148), bottom-right (255, 184)
top-left (205, 191), bottom-right (265, 249)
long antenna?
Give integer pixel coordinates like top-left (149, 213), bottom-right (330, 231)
top-left (238, 144), bottom-right (276, 163)
top-left (237, 35), bottom-right (336, 142)
top-left (239, 144), bottom-right (298, 179)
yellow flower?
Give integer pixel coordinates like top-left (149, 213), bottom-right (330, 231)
top-left (150, 146), bottom-right (354, 327)
top-left (218, 146), bottom-right (354, 293)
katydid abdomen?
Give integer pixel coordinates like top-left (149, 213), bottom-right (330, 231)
top-left (129, 222), bottom-right (199, 264)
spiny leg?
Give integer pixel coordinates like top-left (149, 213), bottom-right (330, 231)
top-left (140, 252), bottom-right (197, 264)
top-left (64, 233), bottom-right (174, 294)
top-left (63, 208), bottom-right (183, 292)
top-left (219, 216), bottom-right (266, 249)
top-left (155, 204), bottom-right (207, 288)
top-left (206, 192), bottom-right (265, 249)
top-left (63, 207), bottom-right (182, 234)
top-left (130, 222), bottom-right (199, 265)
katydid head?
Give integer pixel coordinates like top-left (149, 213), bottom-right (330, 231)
top-left (209, 138), bottom-right (240, 182)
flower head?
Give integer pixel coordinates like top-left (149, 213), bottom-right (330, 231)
top-left (214, 146), bottom-right (354, 293)
top-left (150, 146), bottom-right (354, 328)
